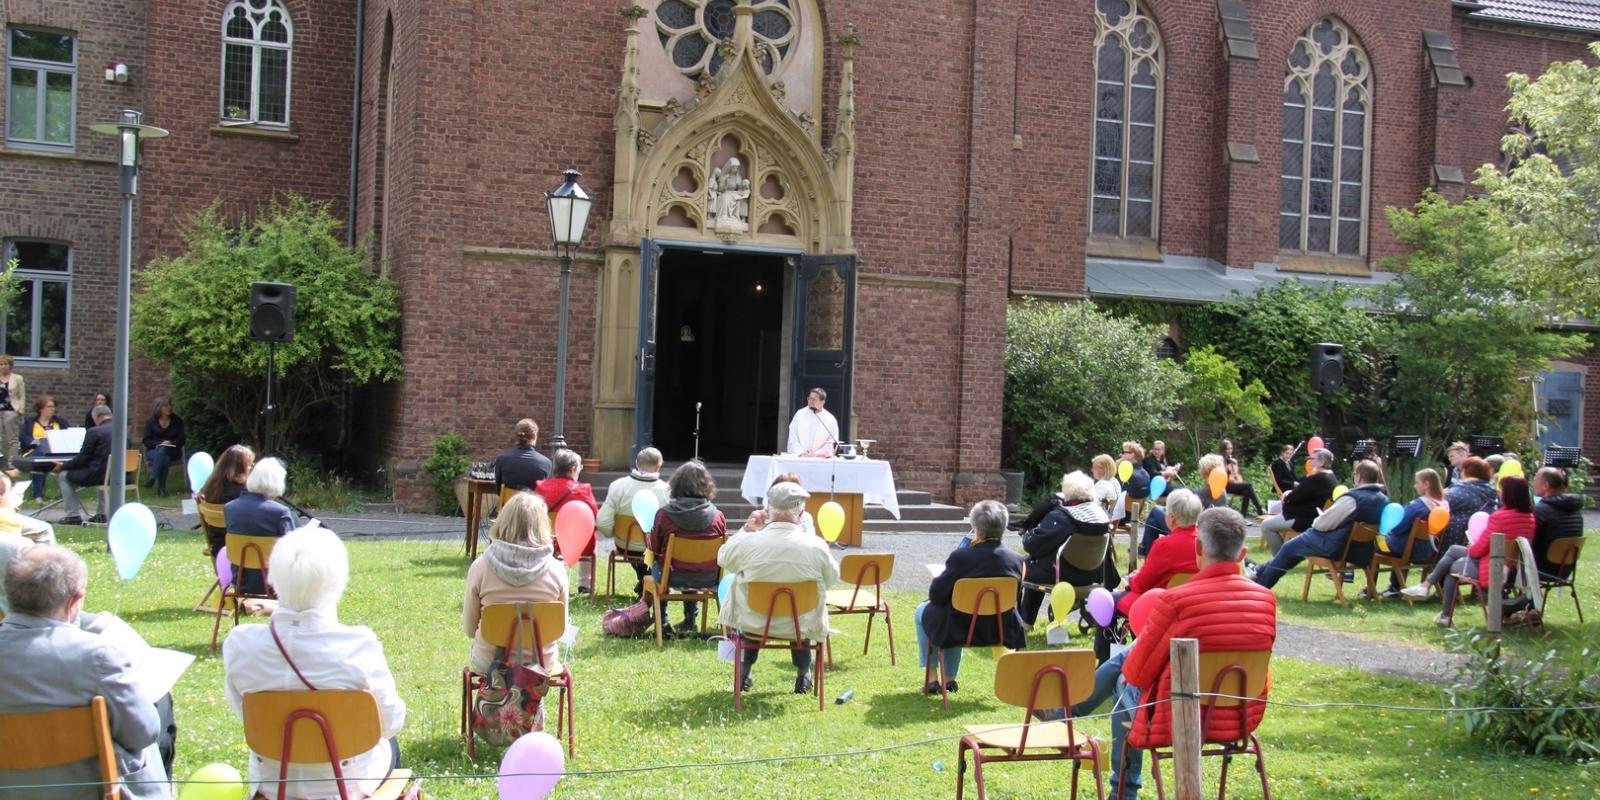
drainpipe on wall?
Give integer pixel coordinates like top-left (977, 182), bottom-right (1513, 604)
top-left (340, 0), bottom-right (367, 459)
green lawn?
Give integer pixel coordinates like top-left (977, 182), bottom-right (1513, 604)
top-left (44, 525), bottom-right (1600, 799)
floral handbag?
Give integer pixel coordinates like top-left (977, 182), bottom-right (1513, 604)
top-left (472, 651), bottom-right (550, 746)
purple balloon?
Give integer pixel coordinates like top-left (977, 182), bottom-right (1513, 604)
top-left (1085, 587), bottom-right (1116, 628)
top-left (214, 550), bottom-right (232, 588)
top-left (498, 731), bottom-right (564, 800)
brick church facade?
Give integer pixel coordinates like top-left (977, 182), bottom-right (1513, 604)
top-left (1, 0), bottom-right (1596, 507)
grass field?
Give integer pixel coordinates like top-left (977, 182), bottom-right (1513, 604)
top-left (42, 523), bottom-right (1600, 799)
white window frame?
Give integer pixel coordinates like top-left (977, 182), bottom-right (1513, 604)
top-left (1280, 17), bottom-right (1372, 258)
top-left (4, 26), bottom-right (77, 151)
top-left (1088, 0), bottom-right (1164, 242)
top-left (219, 0), bottom-right (293, 128)
top-left (1, 239), bottom-right (73, 365)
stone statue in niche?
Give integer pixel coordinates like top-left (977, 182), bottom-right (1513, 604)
top-left (708, 157), bottom-right (751, 235)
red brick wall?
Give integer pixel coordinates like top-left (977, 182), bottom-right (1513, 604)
top-left (1453, 19), bottom-right (1593, 184)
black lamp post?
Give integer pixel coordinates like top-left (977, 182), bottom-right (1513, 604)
top-left (88, 109), bottom-right (167, 519)
top-left (544, 169), bottom-right (592, 453)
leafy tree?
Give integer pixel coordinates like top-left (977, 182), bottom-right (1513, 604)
top-left (1174, 346), bottom-right (1271, 459)
top-left (1375, 191), bottom-right (1585, 457)
top-left (1004, 299), bottom-right (1186, 487)
top-left (132, 196), bottom-right (401, 452)
top-left (1477, 42), bottom-right (1600, 320)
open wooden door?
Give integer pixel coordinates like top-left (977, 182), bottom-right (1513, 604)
top-left (789, 254), bottom-right (857, 440)
top-left (632, 240), bottom-right (663, 456)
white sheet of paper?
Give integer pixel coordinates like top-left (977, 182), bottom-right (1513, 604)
top-left (93, 613), bottom-right (196, 704)
top-left (180, 498), bottom-right (198, 516)
top-left (44, 428), bottom-right (85, 455)
top-left (925, 563), bottom-right (944, 578)
top-left (1112, 491), bottom-right (1127, 522)
top-left (7, 480), bottom-right (29, 507)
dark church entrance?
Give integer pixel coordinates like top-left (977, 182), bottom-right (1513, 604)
top-left (650, 250), bottom-right (786, 462)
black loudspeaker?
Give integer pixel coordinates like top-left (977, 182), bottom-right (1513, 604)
top-left (249, 282), bottom-right (296, 342)
top-left (1310, 342), bottom-right (1345, 391)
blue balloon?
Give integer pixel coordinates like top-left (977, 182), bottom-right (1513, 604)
top-left (107, 503), bottom-right (157, 581)
top-left (186, 451), bottom-right (214, 494)
top-left (717, 574), bottom-right (735, 606)
top-left (1148, 476), bottom-right (1167, 500)
top-left (630, 491), bottom-right (661, 533)
top-left (1378, 502), bottom-right (1405, 535)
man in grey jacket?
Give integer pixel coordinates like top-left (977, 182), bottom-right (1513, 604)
top-left (0, 546), bottom-right (172, 799)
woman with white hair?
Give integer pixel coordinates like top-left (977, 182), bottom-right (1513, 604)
top-left (223, 525), bottom-right (406, 800)
top-left (223, 456), bottom-right (296, 594)
top-left (1019, 471), bottom-right (1116, 628)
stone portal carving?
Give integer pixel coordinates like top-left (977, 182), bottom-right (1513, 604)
top-left (708, 156), bottom-right (751, 235)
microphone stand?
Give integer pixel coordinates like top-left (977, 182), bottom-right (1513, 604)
top-left (693, 402), bottom-right (702, 463)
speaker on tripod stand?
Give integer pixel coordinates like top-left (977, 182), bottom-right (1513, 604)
top-left (250, 282), bottom-right (296, 457)
top-left (1310, 343), bottom-right (1345, 445)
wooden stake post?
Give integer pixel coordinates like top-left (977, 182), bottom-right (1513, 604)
top-left (1487, 532), bottom-right (1505, 638)
top-left (1170, 637), bottom-right (1203, 799)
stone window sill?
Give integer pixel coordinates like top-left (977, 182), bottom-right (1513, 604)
top-left (209, 125), bottom-right (299, 143)
top-left (1278, 253), bottom-right (1370, 276)
top-left (1086, 237), bottom-right (1163, 262)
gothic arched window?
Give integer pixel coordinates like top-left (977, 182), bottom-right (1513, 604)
top-left (1091, 0), bottom-right (1163, 239)
top-left (1280, 18), bottom-right (1371, 256)
top-left (221, 0), bottom-right (293, 126)
top-left (655, 0), bottom-right (797, 78)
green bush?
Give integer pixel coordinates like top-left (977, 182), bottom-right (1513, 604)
top-left (1174, 346), bottom-right (1271, 459)
top-left (286, 455), bottom-right (360, 512)
top-left (1445, 628), bottom-right (1600, 761)
top-left (1004, 299), bottom-right (1185, 489)
top-left (421, 430), bottom-right (470, 515)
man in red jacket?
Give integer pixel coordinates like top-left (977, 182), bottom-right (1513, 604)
top-left (1070, 506), bottom-right (1277, 799)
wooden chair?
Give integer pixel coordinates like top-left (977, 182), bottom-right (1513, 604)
top-left (194, 501), bottom-right (229, 612)
top-left (1114, 497), bottom-right (1148, 573)
top-left (96, 449), bottom-right (141, 513)
top-left (641, 532), bottom-right (726, 646)
top-left (1452, 541), bottom-right (1524, 627)
top-left (604, 512), bottom-right (649, 599)
top-left (1165, 572), bottom-right (1194, 589)
top-left (1539, 536), bottom-right (1586, 624)
top-left (242, 689), bottom-right (413, 800)
top-left (1136, 650), bottom-right (1273, 800)
top-left (956, 649), bottom-right (1104, 800)
top-left (0, 696), bottom-right (120, 800)
top-left (825, 553), bottom-right (897, 665)
top-left (210, 532), bottom-right (280, 651)
top-left (1301, 522), bottom-right (1379, 607)
top-left (1372, 519), bottom-right (1436, 607)
top-left (927, 577), bottom-right (1019, 710)
top-left (733, 581), bottom-right (826, 712)
top-left (460, 601), bottom-right (575, 759)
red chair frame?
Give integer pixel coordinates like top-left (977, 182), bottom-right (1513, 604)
top-left (956, 653), bottom-right (1105, 800)
top-left (209, 533), bottom-right (277, 652)
top-left (1131, 653), bottom-right (1272, 800)
top-left (460, 602), bottom-right (576, 759)
top-left (926, 578), bottom-right (1017, 710)
top-left (733, 582), bottom-right (825, 712)
top-left (825, 553), bottom-right (897, 667)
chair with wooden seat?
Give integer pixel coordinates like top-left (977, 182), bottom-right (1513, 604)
top-left (955, 649), bottom-right (1104, 800)
top-left (641, 532), bottom-right (726, 646)
top-left (825, 553), bottom-right (897, 666)
top-left (460, 601), bottom-right (575, 759)
top-left (1372, 519), bottom-right (1436, 607)
top-left (1165, 572), bottom-right (1194, 589)
top-left (242, 689), bottom-right (413, 800)
top-left (1114, 497), bottom-right (1148, 573)
top-left (210, 532), bottom-right (280, 651)
top-left (927, 577), bottom-right (1020, 710)
top-left (195, 501), bottom-right (229, 612)
top-left (1539, 536), bottom-right (1586, 624)
top-left (604, 512), bottom-right (649, 598)
top-left (0, 696), bottom-right (120, 800)
top-left (96, 449), bottom-right (141, 513)
top-left (733, 581), bottom-right (826, 712)
top-left (1136, 650), bottom-right (1273, 800)
top-left (1452, 541), bottom-right (1524, 627)
top-left (1301, 522), bottom-right (1379, 607)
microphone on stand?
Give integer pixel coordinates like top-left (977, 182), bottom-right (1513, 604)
top-left (693, 402), bottom-right (703, 463)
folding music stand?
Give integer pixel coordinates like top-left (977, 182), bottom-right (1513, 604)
top-left (1388, 435), bottom-right (1423, 460)
top-left (1346, 438), bottom-right (1379, 462)
top-left (1543, 446), bottom-right (1582, 468)
top-left (1469, 436), bottom-right (1505, 457)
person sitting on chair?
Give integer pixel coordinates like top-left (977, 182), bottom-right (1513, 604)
top-left (0, 473), bottom-right (54, 544)
top-left (1268, 444), bottom-right (1299, 498)
top-left (914, 500), bottom-right (1027, 695)
top-left (1120, 442), bottom-right (1152, 502)
top-left (17, 394), bottom-right (63, 502)
top-left (717, 482), bottom-right (839, 694)
top-left (646, 461), bottom-right (727, 638)
top-left (223, 457), bottom-right (295, 597)
top-left (1250, 459), bottom-right (1387, 589)
top-left (140, 397), bottom-right (185, 497)
top-left (1445, 441), bottom-right (1470, 486)
top-left (1531, 467), bottom-right (1584, 581)
top-left (1068, 507), bottom-right (1276, 800)
top-left (1440, 456), bottom-right (1499, 550)
top-left (1141, 441), bottom-right (1181, 494)
top-left (0, 545), bottom-right (175, 799)
top-left (1220, 439), bottom-right (1265, 516)
top-left (1402, 476), bottom-right (1535, 626)
top-left (1258, 447), bottom-right (1337, 554)
top-left (596, 447), bottom-right (671, 594)
top-left (1118, 489), bottom-right (1204, 615)
top-left (464, 491), bottom-right (568, 674)
top-left (223, 525), bottom-right (406, 800)
top-left (196, 445), bottom-right (255, 558)
top-left (1019, 471), bottom-right (1115, 629)
top-left (50, 403), bottom-right (113, 525)
top-left (493, 419), bottom-right (551, 492)
top-left (1139, 453), bottom-right (1226, 555)
top-left (534, 449), bottom-right (600, 594)
top-left (1376, 468), bottom-right (1444, 597)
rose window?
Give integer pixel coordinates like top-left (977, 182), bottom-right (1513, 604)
top-left (655, 0), bottom-right (798, 77)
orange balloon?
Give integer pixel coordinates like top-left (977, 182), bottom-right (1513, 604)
top-left (1207, 467), bottom-right (1227, 501)
top-left (1427, 506), bottom-right (1450, 535)
top-left (1304, 459), bottom-right (1316, 476)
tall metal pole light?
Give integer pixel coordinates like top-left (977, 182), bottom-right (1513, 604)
top-left (543, 168), bottom-right (591, 453)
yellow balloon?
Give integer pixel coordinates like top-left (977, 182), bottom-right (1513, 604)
top-left (1332, 484), bottom-right (1348, 500)
top-left (1498, 460), bottom-right (1524, 479)
top-left (1049, 583), bottom-right (1076, 623)
top-left (180, 763), bottom-right (245, 800)
top-left (818, 501), bottom-right (846, 543)
top-left (1118, 461), bottom-right (1134, 482)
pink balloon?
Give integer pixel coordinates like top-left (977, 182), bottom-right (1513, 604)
top-left (214, 550), bottom-right (232, 588)
top-left (1466, 511), bottom-right (1490, 545)
top-left (554, 502), bottom-right (597, 568)
top-left (1128, 588), bottom-right (1167, 638)
top-left (1308, 436), bottom-right (1325, 452)
top-left (498, 731), bottom-right (564, 800)
top-left (1085, 587), bottom-right (1116, 628)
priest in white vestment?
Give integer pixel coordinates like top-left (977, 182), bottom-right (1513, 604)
top-left (786, 388), bottom-right (840, 457)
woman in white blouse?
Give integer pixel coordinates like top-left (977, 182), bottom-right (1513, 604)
top-left (222, 525), bottom-right (406, 800)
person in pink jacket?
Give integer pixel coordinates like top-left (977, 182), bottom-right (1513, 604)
top-left (463, 491), bottom-right (570, 672)
top-left (1403, 476), bottom-right (1536, 626)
